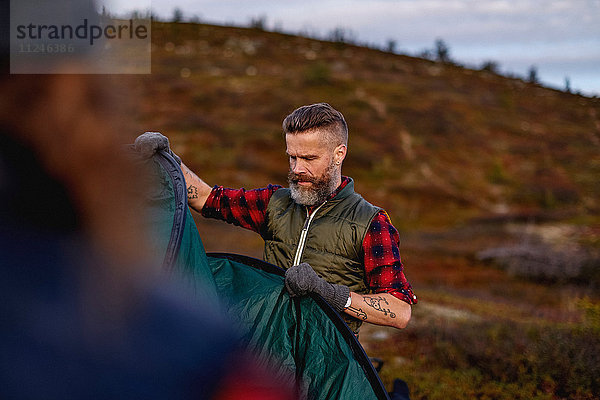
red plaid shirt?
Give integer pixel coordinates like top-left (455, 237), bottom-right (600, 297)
top-left (201, 177), bottom-right (417, 305)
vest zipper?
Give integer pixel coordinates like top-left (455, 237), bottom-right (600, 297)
top-left (292, 201), bottom-right (327, 266)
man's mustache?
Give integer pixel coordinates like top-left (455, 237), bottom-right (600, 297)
top-left (288, 171), bottom-right (317, 184)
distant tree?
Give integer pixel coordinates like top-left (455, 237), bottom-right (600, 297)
top-left (386, 39), bottom-right (397, 53)
top-left (481, 60), bottom-right (500, 74)
top-left (327, 27), bottom-right (357, 44)
top-left (565, 76), bottom-right (571, 93)
top-left (528, 65), bottom-right (539, 84)
top-left (172, 7), bottom-right (183, 23)
top-left (249, 15), bottom-right (267, 30)
top-left (189, 14), bottom-right (201, 24)
top-left (418, 49), bottom-right (434, 61)
top-left (435, 38), bottom-right (451, 63)
top-left (298, 26), bottom-right (320, 40)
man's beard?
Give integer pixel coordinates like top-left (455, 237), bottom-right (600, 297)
top-left (288, 161), bottom-right (339, 206)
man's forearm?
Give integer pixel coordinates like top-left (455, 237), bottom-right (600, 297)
top-left (181, 162), bottom-right (212, 212)
top-left (343, 292), bottom-right (411, 329)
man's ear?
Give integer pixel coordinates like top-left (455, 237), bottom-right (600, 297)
top-left (333, 144), bottom-right (347, 165)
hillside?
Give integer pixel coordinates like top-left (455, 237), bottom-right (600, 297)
top-left (132, 21), bottom-right (599, 230)
top-left (129, 21), bottom-right (600, 399)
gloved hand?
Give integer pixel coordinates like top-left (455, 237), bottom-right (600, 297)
top-left (284, 262), bottom-right (350, 312)
top-left (134, 132), bottom-right (181, 165)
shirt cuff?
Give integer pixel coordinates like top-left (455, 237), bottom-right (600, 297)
top-left (199, 185), bottom-right (221, 217)
top-left (377, 288), bottom-right (418, 305)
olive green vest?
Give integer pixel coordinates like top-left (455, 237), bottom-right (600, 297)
top-left (263, 178), bottom-right (380, 333)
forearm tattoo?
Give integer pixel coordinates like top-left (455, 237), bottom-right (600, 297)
top-left (187, 185), bottom-right (199, 199)
top-left (346, 305), bottom-right (367, 321)
top-left (363, 295), bottom-right (396, 318)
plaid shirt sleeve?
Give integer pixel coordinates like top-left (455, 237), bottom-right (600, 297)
top-left (200, 184), bottom-right (282, 237)
top-left (363, 211), bottom-right (418, 305)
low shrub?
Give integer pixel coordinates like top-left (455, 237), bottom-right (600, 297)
top-left (417, 307), bottom-right (600, 399)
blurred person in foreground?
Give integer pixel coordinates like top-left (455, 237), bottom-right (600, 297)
top-left (137, 103), bottom-right (417, 335)
top-left (0, 4), bottom-right (294, 399)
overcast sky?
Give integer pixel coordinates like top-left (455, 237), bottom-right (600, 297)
top-left (107, 0), bottom-right (600, 96)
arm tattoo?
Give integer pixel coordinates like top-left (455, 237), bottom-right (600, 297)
top-left (187, 185), bottom-right (199, 199)
top-left (346, 305), bottom-right (367, 321)
top-left (363, 296), bottom-right (396, 318)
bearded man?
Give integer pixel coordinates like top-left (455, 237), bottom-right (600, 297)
top-left (137, 103), bottom-right (417, 334)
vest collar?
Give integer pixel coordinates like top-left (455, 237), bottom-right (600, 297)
top-left (306, 176), bottom-right (355, 213)
top-left (331, 176), bottom-right (355, 202)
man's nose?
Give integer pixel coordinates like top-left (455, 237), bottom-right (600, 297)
top-left (292, 159), bottom-right (307, 175)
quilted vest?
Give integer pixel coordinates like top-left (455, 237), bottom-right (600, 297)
top-left (263, 178), bottom-right (380, 333)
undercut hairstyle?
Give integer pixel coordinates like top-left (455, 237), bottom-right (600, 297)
top-left (282, 103), bottom-right (348, 148)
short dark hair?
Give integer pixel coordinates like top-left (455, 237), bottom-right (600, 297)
top-left (282, 103), bottom-right (348, 147)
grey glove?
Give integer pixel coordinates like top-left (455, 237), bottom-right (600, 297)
top-left (134, 132), bottom-right (181, 165)
top-left (284, 262), bottom-right (350, 312)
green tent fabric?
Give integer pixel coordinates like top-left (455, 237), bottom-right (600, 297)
top-left (147, 152), bottom-right (219, 298)
top-left (145, 151), bottom-right (389, 400)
